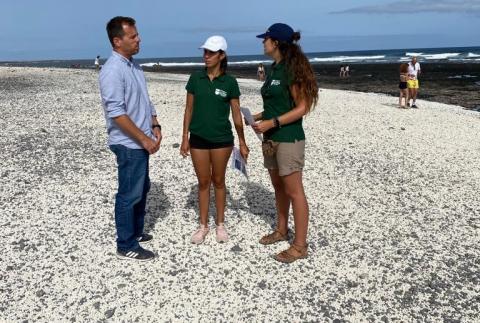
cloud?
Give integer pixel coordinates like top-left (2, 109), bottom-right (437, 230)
top-left (331, 0), bottom-right (480, 14)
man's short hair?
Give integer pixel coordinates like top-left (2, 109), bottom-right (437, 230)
top-left (106, 16), bottom-right (136, 47)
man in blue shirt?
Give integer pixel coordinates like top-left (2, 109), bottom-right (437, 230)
top-left (99, 16), bottom-right (161, 261)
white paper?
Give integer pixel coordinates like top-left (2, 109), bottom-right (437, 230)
top-left (231, 147), bottom-right (248, 179)
top-left (241, 107), bottom-right (263, 141)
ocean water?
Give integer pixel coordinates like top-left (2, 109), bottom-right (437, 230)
top-left (1, 46), bottom-right (479, 68)
top-left (140, 46), bottom-right (480, 67)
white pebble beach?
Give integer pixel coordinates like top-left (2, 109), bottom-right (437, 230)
top-left (1, 66), bottom-right (479, 322)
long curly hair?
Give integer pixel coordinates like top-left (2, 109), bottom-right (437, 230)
top-left (277, 32), bottom-right (318, 113)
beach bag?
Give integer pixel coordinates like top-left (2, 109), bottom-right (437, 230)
top-left (262, 140), bottom-right (279, 157)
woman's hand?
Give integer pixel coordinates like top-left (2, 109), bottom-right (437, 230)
top-left (239, 144), bottom-right (250, 161)
top-left (180, 136), bottom-right (190, 157)
top-left (252, 119), bottom-right (274, 134)
top-left (245, 112), bottom-right (262, 126)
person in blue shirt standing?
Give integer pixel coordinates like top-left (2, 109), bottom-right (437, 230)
top-left (99, 16), bottom-right (162, 261)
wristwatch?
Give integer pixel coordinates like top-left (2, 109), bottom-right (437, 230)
top-left (273, 117), bottom-right (281, 129)
top-left (152, 124), bottom-right (162, 131)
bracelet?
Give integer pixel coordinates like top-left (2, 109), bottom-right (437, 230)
top-left (152, 124), bottom-right (161, 131)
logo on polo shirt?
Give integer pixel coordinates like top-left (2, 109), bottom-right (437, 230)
top-left (271, 79), bottom-right (281, 86)
top-left (215, 88), bottom-right (227, 98)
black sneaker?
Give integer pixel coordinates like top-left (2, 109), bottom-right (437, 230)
top-left (136, 233), bottom-right (153, 244)
top-left (116, 246), bottom-right (155, 261)
top-left (412, 104), bottom-right (418, 109)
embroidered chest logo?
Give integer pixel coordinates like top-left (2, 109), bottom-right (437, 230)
top-left (215, 88), bottom-right (227, 98)
top-left (271, 79), bottom-right (281, 86)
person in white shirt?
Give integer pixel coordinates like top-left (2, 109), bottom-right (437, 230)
top-left (345, 65), bottom-right (350, 77)
top-left (94, 55), bottom-right (100, 70)
top-left (407, 56), bottom-right (421, 108)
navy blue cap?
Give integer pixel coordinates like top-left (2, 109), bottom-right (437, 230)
top-left (256, 23), bottom-right (294, 43)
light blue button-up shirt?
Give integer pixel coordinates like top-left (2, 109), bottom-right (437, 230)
top-left (99, 51), bottom-right (157, 149)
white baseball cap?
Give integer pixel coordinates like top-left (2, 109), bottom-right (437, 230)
top-left (199, 35), bottom-right (227, 52)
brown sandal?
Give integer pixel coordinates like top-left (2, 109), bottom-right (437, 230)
top-left (259, 230), bottom-right (288, 245)
top-left (274, 244), bottom-right (308, 263)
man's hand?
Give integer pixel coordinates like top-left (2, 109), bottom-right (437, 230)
top-left (112, 115), bottom-right (161, 154)
top-left (141, 136), bottom-right (159, 155)
top-left (153, 127), bottom-right (162, 147)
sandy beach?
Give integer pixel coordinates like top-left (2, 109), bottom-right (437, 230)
top-left (1, 66), bottom-right (479, 322)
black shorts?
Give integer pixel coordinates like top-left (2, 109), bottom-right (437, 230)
top-left (189, 133), bottom-right (234, 150)
top-left (399, 82), bottom-right (407, 90)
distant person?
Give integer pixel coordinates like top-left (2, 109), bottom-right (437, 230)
top-left (399, 63), bottom-right (409, 108)
top-left (339, 65), bottom-right (345, 77)
top-left (407, 56), bottom-right (421, 108)
top-left (180, 35), bottom-right (249, 245)
top-left (99, 16), bottom-right (162, 261)
top-left (252, 23), bottom-right (318, 263)
top-left (345, 65), bottom-right (350, 77)
top-left (94, 55), bottom-right (100, 70)
top-left (257, 63), bottom-right (265, 81)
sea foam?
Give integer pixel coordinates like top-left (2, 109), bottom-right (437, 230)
top-left (310, 55), bottom-right (385, 62)
top-left (422, 53), bottom-right (461, 60)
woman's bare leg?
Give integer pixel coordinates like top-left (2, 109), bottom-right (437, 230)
top-left (269, 169), bottom-right (291, 235)
top-left (281, 171), bottom-right (309, 246)
top-left (210, 147), bottom-right (233, 225)
top-left (190, 148), bottom-right (212, 226)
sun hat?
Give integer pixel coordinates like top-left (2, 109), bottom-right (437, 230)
top-left (256, 23), bottom-right (294, 43)
top-left (199, 35), bottom-right (228, 52)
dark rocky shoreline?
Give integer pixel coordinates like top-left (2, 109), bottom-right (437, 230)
top-left (144, 62), bottom-right (480, 110)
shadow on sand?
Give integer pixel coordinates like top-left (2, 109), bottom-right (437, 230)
top-left (184, 182), bottom-right (277, 229)
top-left (145, 181), bottom-right (171, 233)
top-left (381, 103), bottom-right (406, 109)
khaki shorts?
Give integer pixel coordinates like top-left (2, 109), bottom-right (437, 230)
top-left (263, 140), bottom-right (305, 176)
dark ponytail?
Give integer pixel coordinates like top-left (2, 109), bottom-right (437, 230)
top-left (291, 32), bottom-right (301, 43)
top-left (219, 50), bottom-right (228, 73)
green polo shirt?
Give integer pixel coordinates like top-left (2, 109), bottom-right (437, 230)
top-left (186, 70), bottom-right (240, 142)
top-left (261, 62), bottom-right (305, 142)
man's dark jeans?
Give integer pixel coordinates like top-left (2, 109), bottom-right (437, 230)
top-left (110, 144), bottom-right (150, 251)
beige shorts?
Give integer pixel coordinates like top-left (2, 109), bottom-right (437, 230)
top-left (263, 140), bottom-right (305, 176)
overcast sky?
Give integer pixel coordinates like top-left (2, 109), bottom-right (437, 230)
top-left (1, 0), bottom-right (479, 60)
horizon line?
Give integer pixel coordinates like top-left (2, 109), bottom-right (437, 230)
top-left (1, 45), bottom-right (479, 63)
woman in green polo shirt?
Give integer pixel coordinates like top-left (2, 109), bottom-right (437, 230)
top-left (180, 35), bottom-right (249, 245)
top-left (252, 23), bottom-right (318, 263)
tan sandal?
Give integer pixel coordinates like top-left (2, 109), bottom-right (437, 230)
top-left (274, 244), bottom-right (308, 263)
top-left (259, 230), bottom-right (288, 245)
